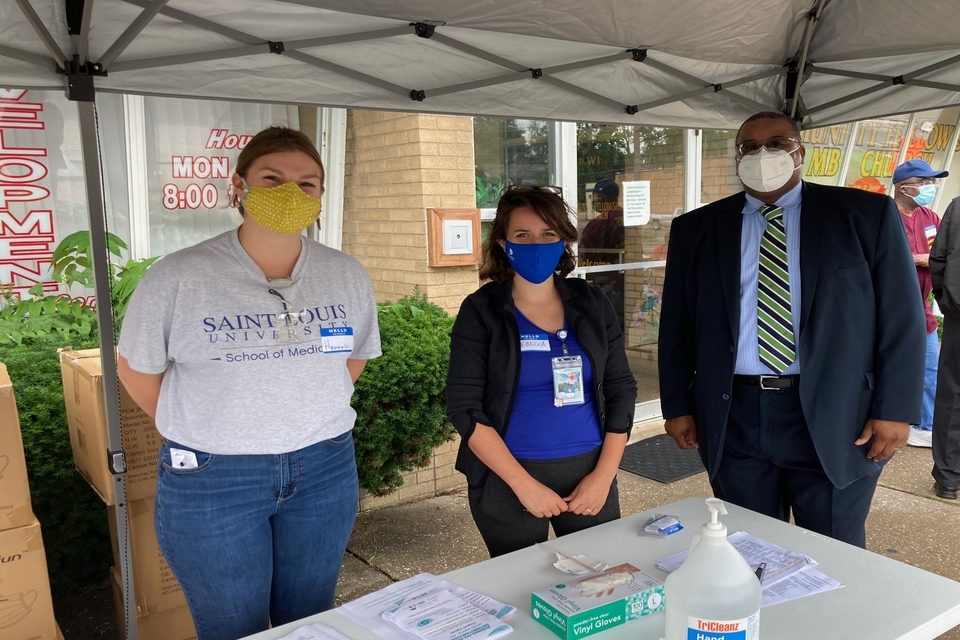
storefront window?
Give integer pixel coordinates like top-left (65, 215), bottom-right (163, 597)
top-left (473, 118), bottom-right (551, 208)
top-left (576, 124), bottom-right (683, 405)
top-left (140, 98), bottom-right (301, 256)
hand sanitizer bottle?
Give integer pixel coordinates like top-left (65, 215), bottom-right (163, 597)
top-left (663, 498), bottom-right (761, 640)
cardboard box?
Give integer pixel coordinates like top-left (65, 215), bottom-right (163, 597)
top-left (531, 563), bottom-right (666, 640)
top-left (58, 348), bottom-right (161, 504)
top-left (0, 518), bottom-right (58, 640)
top-left (107, 497), bottom-right (186, 615)
top-left (0, 363), bottom-right (33, 532)
top-left (112, 568), bottom-right (197, 640)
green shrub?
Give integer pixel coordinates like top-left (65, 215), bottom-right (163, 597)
top-left (0, 338), bottom-right (110, 599)
top-left (351, 291), bottom-right (456, 495)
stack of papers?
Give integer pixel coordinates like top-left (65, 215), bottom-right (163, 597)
top-left (383, 588), bottom-right (512, 640)
top-left (337, 573), bottom-right (515, 640)
top-left (656, 531), bottom-right (843, 607)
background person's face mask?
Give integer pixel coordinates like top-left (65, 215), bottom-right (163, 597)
top-left (240, 179), bottom-right (321, 234)
top-left (903, 184), bottom-right (937, 207)
top-left (738, 147), bottom-right (801, 193)
top-left (504, 239), bottom-right (566, 284)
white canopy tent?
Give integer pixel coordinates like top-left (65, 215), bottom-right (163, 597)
top-left (2, 2), bottom-right (960, 638)
top-left (3, 0), bottom-right (960, 129)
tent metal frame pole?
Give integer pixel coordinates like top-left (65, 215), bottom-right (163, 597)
top-left (122, 0), bottom-right (261, 44)
top-left (896, 113), bottom-right (917, 167)
top-left (98, 0), bottom-right (169, 68)
top-left (641, 55), bottom-right (779, 112)
top-left (541, 76), bottom-right (633, 113)
top-left (14, 0), bottom-right (67, 69)
top-left (110, 44), bottom-right (271, 72)
top-left (788, 0), bottom-right (827, 119)
top-left (805, 82), bottom-right (894, 116)
top-left (428, 34), bottom-right (637, 112)
top-left (933, 110), bottom-right (960, 212)
top-left (76, 97), bottom-right (139, 640)
top-left (77, 0), bottom-right (95, 62)
top-left (423, 71), bottom-right (534, 98)
top-left (0, 44), bottom-right (52, 67)
top-left (836, 121), bottom-right (861, 187)
top-left (811, 66), bottom-right (960, 93)
top-left (284, 26), bottom-right (413, 50)
top-left (284, 51), bottom-right (412, 97)
top-left (807, 53), bottom-right (960, 117)
top-left (430, 33), bottom-right (527, 72)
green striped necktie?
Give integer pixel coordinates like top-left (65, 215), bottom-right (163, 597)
top-left (757, 205), bottom-right (795, 374)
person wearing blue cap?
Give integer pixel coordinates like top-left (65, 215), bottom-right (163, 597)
top-left (892, 159), bottom-right (950, 449)
top-left (930, 193), bottom-right (960, 499)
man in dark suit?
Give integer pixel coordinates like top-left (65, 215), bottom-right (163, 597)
top-left (658, 111), bottom-right (926, 548)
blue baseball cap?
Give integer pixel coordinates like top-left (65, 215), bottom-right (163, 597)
top-left (587, 178), bottom-right (620, 199)
top-left (893, 159), bottom-right (949, 184)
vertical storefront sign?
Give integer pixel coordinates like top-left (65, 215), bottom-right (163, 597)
top-left (0, 89), bottom-right (58, 298)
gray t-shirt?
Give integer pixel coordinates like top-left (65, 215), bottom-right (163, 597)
top-left (118, 230), bottom-right (381, 454)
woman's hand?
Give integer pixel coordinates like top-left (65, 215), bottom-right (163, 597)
top-left (514, 478), bottom-right (569, 518)
top-left (564, 470), bottom-right (613, 516)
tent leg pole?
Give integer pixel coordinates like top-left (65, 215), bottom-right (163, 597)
top-left (76, 99), bottom-right (139, 640)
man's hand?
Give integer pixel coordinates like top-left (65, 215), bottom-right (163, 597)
top-left (914, 253), bottom-right (930, 268)
top-left (665, 415), bottom-right (698, 449)
top-left (855, 419), bottom-right (910, 461)
top-left (513, 478), bottom-right (568, 518)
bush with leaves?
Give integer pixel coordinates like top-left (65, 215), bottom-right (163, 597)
top-left (0, 338), bottom-right (109, 598)
top-left (0, 231), bottom-right (156, 597)
top-left (351, 291), bottom-right (456, 495)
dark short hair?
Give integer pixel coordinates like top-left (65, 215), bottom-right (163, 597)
top-left (479, 186), bottom-right (579, 283)
top-left (736, 111), bottom-right (802, 143)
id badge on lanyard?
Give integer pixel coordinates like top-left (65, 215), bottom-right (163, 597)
top-left (552, 354), bottom-right (584, 407)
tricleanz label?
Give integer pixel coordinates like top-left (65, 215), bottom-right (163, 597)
top-left (686, 613), bottom-right (759, 640)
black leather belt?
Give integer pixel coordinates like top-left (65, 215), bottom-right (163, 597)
top-left (733, 374), bottom-right (799, 389)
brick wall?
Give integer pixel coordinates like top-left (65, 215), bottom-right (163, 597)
top-left (341, 110), bottom-right (480, 316)
top-left (343, 110), bottom-right (480, 509)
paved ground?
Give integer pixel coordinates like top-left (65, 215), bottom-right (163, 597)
top-left (55, 422), bottom-right (960, 638)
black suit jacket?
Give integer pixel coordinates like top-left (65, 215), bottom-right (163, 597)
top-left (658, 182), bottom-right (925, 489)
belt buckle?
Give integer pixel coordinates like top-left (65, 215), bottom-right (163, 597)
top-left (759, 375), bottom-right (779, 390)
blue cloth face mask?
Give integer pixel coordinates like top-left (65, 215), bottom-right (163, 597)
top-left (905, 184), bottom-right (937, 206)
top-left (504, 239), bottom-right (566, 284)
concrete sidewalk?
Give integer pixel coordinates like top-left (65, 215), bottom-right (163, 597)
top-left (336, 423), bottom-right (960, 638)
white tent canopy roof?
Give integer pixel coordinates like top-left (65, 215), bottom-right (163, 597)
top-left (2, 0), bottom-right (960, 129)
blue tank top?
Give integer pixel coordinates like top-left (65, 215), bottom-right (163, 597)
top-left (503, 310), bottom-right (603, 459)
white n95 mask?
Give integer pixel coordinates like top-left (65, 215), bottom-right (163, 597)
top-left (738, 148), bottom-right (800, 193)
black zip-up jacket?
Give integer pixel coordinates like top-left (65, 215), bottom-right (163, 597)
top-left (446, 277), bottom-right (637, 489)
top-left (932, 196), bottom-right (960, 317)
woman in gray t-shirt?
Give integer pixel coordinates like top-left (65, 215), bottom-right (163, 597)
top-left (118, 127), bottom-right (381, 640)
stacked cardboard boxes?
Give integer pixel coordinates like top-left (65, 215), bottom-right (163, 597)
top-left (58, 348), bottom-right (196, 639)
top-left (0, 363), bottom-right (59, 640)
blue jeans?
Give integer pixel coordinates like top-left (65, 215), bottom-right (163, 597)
top-left (155, 432), bottom-right (359, 640)
top-left (918, 331), bottom-right (940, 431)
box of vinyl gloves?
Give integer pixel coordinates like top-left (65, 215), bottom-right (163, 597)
top-left (531, 563), bottom-right (665, 639)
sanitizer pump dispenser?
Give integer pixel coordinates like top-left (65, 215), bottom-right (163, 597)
top-left (663, 498), bottom-right (761, 640)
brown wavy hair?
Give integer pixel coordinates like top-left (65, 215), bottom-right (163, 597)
top-left (479, 186), bottom-right (579, 283)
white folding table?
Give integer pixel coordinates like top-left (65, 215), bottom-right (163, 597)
top-left (243, 497), bottom-right (960, 639)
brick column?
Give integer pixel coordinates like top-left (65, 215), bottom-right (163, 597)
top-left (341, 111), bottom-right (480, 315)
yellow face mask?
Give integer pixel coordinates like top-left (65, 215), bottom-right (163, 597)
top-left (240, 180), bottom-right (322, 234)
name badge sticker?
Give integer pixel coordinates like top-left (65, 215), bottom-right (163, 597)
top-left (320, 327), bottom-right (354, 354)
top-left (520, 333), bottom-right (551, 352)
top-left (925, 224), bottom-right (937, 238)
